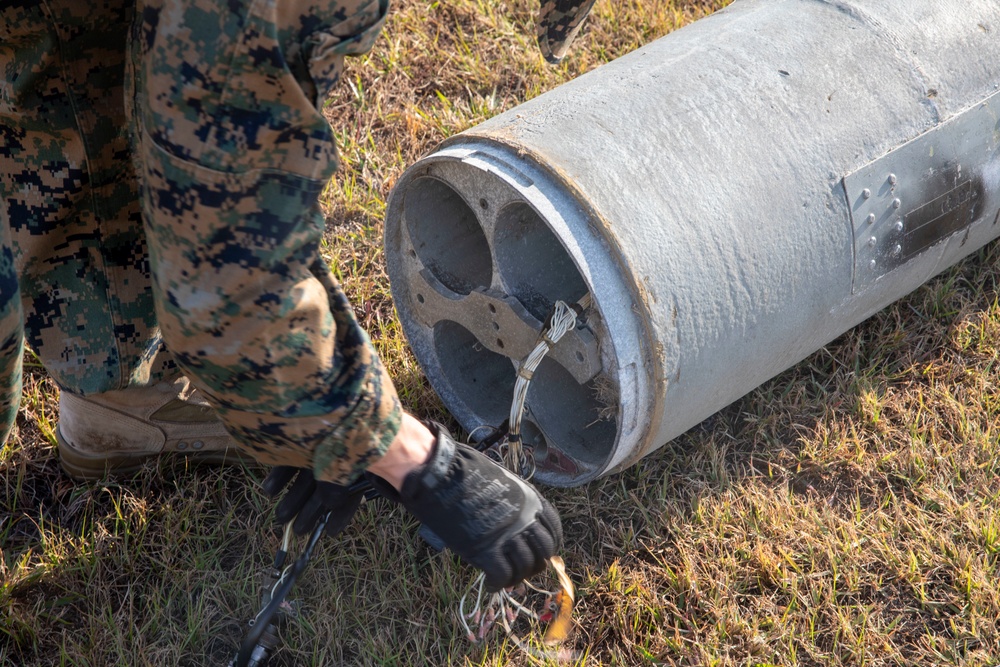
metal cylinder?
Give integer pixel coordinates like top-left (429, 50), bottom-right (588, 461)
top-left (384, 0), bottom-right (1000, 486)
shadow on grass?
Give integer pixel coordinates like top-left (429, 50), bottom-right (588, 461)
top-left (1, 413), bottom-right (272, 666)
top-left (549, 245), bottom-right (1000, 665)
top-left (4, 249), bottom-right (1000, 666)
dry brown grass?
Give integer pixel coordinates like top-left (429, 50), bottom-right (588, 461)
top-left (4, 0), bottom-right (1000, 665)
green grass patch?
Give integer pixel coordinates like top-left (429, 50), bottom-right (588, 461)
top-left (6, 0), bottom-right (1000, 665)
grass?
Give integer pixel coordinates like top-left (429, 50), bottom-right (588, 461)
top-left (3, 0), bottom-right (1000, 665)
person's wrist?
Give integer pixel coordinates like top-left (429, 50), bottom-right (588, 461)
top-left (365, 412), bottom-right (434, 491)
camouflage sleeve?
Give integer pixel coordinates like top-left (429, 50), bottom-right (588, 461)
top-left (131, 0), bottom-right (401, 483)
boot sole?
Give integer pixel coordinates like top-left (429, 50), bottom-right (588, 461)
top-left (57, 428), bottom-right (257, 481)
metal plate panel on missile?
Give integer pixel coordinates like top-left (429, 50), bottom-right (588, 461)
top-left (846, 91), bottom-right (1000, 293)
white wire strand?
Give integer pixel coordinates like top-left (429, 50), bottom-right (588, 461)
top-left (250, 522), bottom-right (297, 627)
top-left (504, 297), bottom-right (588, 476)
top-left (457, 294), bottom-right (591, 657)
top-left (280, 521), bottom-right (293, 552)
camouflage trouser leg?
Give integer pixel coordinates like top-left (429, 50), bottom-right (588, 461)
top-left (131, 0), bottom-right (401, 482)
top-left (0, 1), bottom-right (175, 448)
top-left (0, 0), bottom-right (401, 480)
top-left (0, 219), bottom-right (22, 446)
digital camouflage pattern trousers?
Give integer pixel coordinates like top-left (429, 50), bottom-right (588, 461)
top-left (0, 0), bottom-right (401, 483)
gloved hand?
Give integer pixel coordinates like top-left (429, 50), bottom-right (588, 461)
top-left (261, 466), bottom-right (363, 537)
top-left (368, 424), bottom-right (563, 591)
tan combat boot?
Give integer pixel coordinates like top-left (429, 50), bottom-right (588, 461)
top-left (56, 376), bottom-right (253, 480)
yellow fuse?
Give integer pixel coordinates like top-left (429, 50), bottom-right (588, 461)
top-left (542, 556), bottom-right (575, 646)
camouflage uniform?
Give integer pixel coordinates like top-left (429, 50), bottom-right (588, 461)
top-left (537, 0), bottom-right (597, 64)
top-left (0, 0), bottom-right (401, 483)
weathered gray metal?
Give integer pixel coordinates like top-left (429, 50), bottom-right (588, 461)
top-left (384, 0), bottom-right (1000, 486)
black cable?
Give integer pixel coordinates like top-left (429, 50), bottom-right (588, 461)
top-left (231, 479), bottom-right (374, 667)
top-left (231, 424), bottom-right (504, 667)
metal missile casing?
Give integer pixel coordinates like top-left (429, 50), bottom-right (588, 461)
top-left (384, 0), bottom-right (1000, 486)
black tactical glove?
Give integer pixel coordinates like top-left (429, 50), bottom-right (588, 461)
top-left (369, 424), bottom-right (563, 591)
top-left (261, 466), bottom-right (363, 537)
